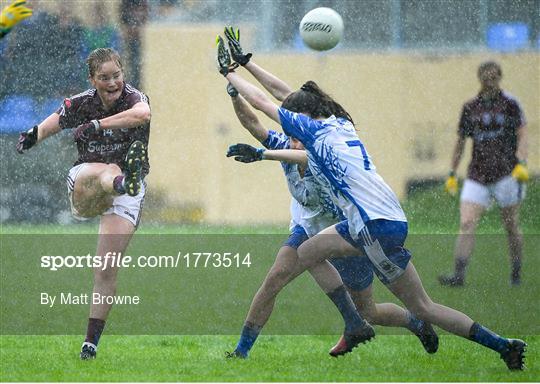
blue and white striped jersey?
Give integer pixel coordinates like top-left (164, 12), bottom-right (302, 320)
top-left (278, 108), bottom-right (406, 240)
top-left (263, 130), bottom-right (342, 237)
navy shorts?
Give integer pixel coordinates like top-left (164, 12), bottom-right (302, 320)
top-left (283, 225), bottom-right (309, 249)
top-left (284, 225), bottom-right (374, 291)
top-left (329, 256), bottom-right (373, 292)
top-left (335, 219), bottom-right (411, 285)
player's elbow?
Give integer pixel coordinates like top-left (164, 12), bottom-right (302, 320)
top-left (135, 107), bottom-right (151, 124)
top-left (142, 109), bottom-right (152, 123)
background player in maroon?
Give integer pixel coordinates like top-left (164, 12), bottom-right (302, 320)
top-left (440, 61), bottom-right (528, 286)
top-left (16, 48), bottom-right (151, 359)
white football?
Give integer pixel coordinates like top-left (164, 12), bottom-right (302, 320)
top-left (299, 7), bottom-right (344, 51)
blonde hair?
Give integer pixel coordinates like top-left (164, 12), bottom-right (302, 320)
top-left (87, 48), bottom-right (123, 77)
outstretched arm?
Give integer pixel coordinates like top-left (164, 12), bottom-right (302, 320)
top-left (228, 84), bottom-right (269, 143)
top-left (37, 113), bottom-right (62, 143)
top-left (226, 72), bottom-right (280, 124)
top-left (16, 113), bottom-right (61, 153)
top-left (72, 101), bottom-right (151, 142)
top-left (244, 61), bottom-right (293, 102)
top-left (98, 102), bottom-right (151, 130)
top-left (227, 143), bottom-right (307, 167)
top-left (217, 34), bottom-right (280, 124)
top-left (263, 149), bottom-right (308, 166)
top-left (224, 26), bottom-right (292, 102)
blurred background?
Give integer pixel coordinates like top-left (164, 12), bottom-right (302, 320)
top-left (0, 0), bottom-right (538, 226)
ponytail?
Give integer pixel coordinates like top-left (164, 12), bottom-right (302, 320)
top-left (282, 81), bottom-right (354, 125)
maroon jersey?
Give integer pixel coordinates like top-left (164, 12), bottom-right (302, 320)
top-left (459, 90), bottom-right (525, 184)
top-left (57, 83), bottom-right (150, 176)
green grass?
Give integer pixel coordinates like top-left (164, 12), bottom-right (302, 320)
top-left (2, 179), bottom-right (538, 235)
top-left (1, 182), bottom-right (539, 381)
top-left (0, 222), bottom-right (289, 235)
top-left (1, 335), bottom-right (538, 382)
top-left (403, 179), bottom-right (540, 234)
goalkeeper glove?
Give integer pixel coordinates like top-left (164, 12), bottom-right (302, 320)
top-left (0, 0), bottom-right (32, 38)
top-left (226, 83), bottom-right (239, 97)
top-left (216, 35), bottom-right (238, 77)
top-left (16, 125), bottom-right (38, 153)
top-left (445, 171), bottom-right (458, 196)
top-left (73, 120), bottom-right (100, 142)
top-left (224, 26), bottom-right (252, 66)
top-left (511, 161), bottom-right (529, 183)
top-left (226, 143), bottom-right (265, 163)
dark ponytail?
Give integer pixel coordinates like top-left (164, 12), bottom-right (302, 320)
top-left (281, 81), bottom-right (354, 125)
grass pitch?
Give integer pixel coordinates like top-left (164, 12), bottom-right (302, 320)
top-left (1, 182), bottom-right (538, 381)
top-left (1, 335), bottom-right (538, 382)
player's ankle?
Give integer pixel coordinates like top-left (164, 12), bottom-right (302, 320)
top-left (113, 175), bottom-right (126, 194)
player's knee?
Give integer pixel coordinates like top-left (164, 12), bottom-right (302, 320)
top-left (104, 163), bottom-right (122, 174)
top-left (263, 268), bottom-right (292, 293)
top-left (355, 302), bottom-right (377, 324)
top-left (99, 164), bottom-right (122, 184)
top-left (459, 218), bottom-right (477, 233)
top-left (297, 241), bottom-right (319, 268)
top-left (502, 218), bottom-right (520, 235)
top-left (296, 243), bottom-right (310, 260)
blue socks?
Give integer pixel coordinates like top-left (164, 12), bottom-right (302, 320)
top-left (326, 285), bottom-right (364, 332)
top-left (235, 286), bottom-right (364, 357)
top-left (469, 322), bottom-right (509, 353)
top-left (234, 322), bottom-right (262, 357)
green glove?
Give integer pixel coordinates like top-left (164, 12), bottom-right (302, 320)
top-left (224, 26), bottom-right (252, 66)
top-left (216, 35), bottom-right (238, 76)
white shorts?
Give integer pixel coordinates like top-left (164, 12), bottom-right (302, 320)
top-left (460, 176), bottom-right (526, 208)
top-left (66, 164), bottom-right (146, 227)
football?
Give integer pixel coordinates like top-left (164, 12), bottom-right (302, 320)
top-left (299, 7), bottom-right (344, 51)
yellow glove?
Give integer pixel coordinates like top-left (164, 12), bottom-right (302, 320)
top-left (445, 173), bottom-right (458, 196)
top-left (0, 0), bottom-right (32, 38)
top-left (511, 162), bottom-right (529, 183)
